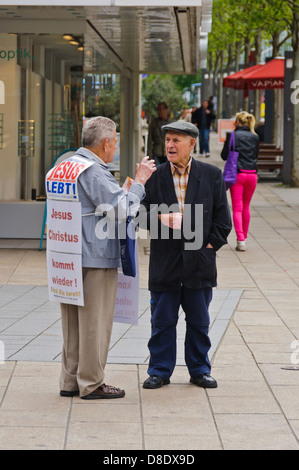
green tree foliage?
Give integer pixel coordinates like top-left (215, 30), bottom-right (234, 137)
top-left (171, 71), bottom-right (202, 92)
top-left (209, 0), bottom-right (299, 186)
top-left (209, 0), bottom-right (292, 68)
top-left (85, 78), bottom-right (121, 130)
top-left (141, 74), bottom-right (189, 120)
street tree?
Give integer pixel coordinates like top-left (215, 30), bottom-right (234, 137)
top-left (285, 0), bottom-right (299, 185)
top-left (141, 75), bottom-right (186, 122)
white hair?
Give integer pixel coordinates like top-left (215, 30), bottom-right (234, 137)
top-left (82, 116), bottom-right (116, 147)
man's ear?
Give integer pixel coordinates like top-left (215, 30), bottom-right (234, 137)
top-left (190, 137), bottom-right (196, 150)
top-left (102, 138), bottom-right (109, 152)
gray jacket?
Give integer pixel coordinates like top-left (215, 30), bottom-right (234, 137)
top-left (75, 147), bottom-right (145, 268)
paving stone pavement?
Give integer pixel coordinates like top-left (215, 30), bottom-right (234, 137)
top-left (0, 284), bottom-right (241, 364)
top-left (0, 132), bottom-right (299, 451)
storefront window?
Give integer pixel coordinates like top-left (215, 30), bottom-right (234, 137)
top-left (0, 31), bottom-right (84, 201)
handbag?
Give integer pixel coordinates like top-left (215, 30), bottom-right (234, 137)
top-left (223, 131), bottom-right (239, 190)
top-left (120, 214), bottom-right (137, 277)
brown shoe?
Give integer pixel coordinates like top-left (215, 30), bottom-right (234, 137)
top-left (81, 384), bottom-right (125, 400)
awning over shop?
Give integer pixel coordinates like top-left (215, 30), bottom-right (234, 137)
top-left (223, 64), bottom-right (263, 89)
top-left (223, 58), bottom-right (285, 91)
top-left (246, 57), bottom-right (285, 90)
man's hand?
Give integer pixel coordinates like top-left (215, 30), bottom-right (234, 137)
top-left (159, 213), bottom-right (183, 229)
top-left (134, 156), bottom-right (156, 186)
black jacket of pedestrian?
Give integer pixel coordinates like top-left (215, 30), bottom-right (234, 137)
top-left (192, 106), bottom-right (215, 129)
top-left (221, 126), bottom-right (259, 172)
top-left (139, 159), bottom-right (232, 292)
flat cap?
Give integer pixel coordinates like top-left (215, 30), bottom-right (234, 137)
top-left (161, 120), bottom-right (199, 138)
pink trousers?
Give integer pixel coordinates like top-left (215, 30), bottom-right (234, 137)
top-left (230, 171), bottom-right (257, 241)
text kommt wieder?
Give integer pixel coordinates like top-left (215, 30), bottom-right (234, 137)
top-left (0, 48), bottom-right (33, 61)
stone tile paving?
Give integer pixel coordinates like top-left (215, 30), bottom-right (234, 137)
top-left (0, 284), bottom-right (241, 364)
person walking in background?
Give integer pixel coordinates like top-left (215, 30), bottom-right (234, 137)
top-left (180, 108), bottom-right (192, 122)
top-left (191, 106), bottom-right (198, 153)
top-left (208, 96), bottom-right (216, 131)
top-left (208, 96), bottom-right (214, 111)
top-left (221, 111), bottom-right (259, 252)
top-left (141, 120), bottom-right (231, 390)
top-left (147, 102), bottom-right (171, 165)
top-left (191, 100), bottom-right (215, 157)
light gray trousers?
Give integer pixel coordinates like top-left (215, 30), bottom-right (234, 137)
top-left (59, 267), bottom-right (118, 397)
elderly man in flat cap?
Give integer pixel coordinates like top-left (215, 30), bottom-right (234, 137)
top-left (140, 120), bottom-right (232, 390)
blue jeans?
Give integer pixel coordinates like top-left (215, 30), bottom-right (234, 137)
top-left (147, 286), bottom-right (213, 379)
top-left (199, 128), bottom-right (210, 154)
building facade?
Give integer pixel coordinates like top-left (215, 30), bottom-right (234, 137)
top-left (0, 1), bottom-right (213, 238)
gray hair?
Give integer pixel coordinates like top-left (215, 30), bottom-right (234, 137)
top-left (82, 116), bottom-right (116, 147)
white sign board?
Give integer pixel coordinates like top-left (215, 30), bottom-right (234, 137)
top-left (47, 250), bottom-right (84, 306)
top-left (46, 199), bottom-right (82, 254)
top-left (46, 199), bottom-right (84, 306)
top-left (218, 119), bottom-right (235, 143)
top-left (46, 156), bottom-right (140, 324)
top-left (114, 243), bottom-right (139, 325)
top-left (46, 156), bottom-right (94, 201)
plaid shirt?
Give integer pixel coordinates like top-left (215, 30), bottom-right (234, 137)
top-left (170, 158), bottom-right (192, 213)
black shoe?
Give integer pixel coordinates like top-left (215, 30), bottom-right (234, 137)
top-left (60, 390), bottom-right (79, 397)
top-left (190, 374), bottom-right (217, 389)
top-left (143, 375), bottom-right (170, 389)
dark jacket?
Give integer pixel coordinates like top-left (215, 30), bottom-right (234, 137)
top-left (147, 117), bottom-right (171, 158)
top-left (140, 159), bottom-right (232, 292)
top-left (192, 106), bottom-right (215, 129)
top-left (221, 126), bottom-right (259, 172)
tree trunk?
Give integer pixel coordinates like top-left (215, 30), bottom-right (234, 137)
top-left (217, 51), bottom-right (224, 123)
top-left (254, 30), bottom-right (263, 123)
top-left (213, 52), bottom-right (220, 98)
top-left (206, 52), bottom-right (213, 99)
top-left (271, 30), bottom-right (283, 144)
top-left (291, 10), bottom-right (299, 186)
top-left (272, 30), bottom-right (280, 57)
top-left (233, 41), bottom-right (241, 115)
top-left (242, 36), bottom-right (251, 111)
top-left (224, 44), bottom-right (233, 117)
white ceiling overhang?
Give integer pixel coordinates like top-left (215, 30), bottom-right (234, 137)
top-left (0, 1), bottom-right (213, 74)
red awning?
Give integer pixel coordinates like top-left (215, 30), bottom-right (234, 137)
top-left (246, 57), bottom-right (284, 90)
top-left (223, 58), bottom-right (285, 90)
top-left (223, 64), bottom-right (263, 89)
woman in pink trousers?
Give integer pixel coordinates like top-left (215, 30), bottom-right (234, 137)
top-left (221, 111), bottom-right (260, 251)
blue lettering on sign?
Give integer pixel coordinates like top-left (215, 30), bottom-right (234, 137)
top-left (58, 182), bottom-right (64, 193)
top-left (65, 182), bottom-right (71, 194)
top-left (46, 180), bottom-right (77, 199)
